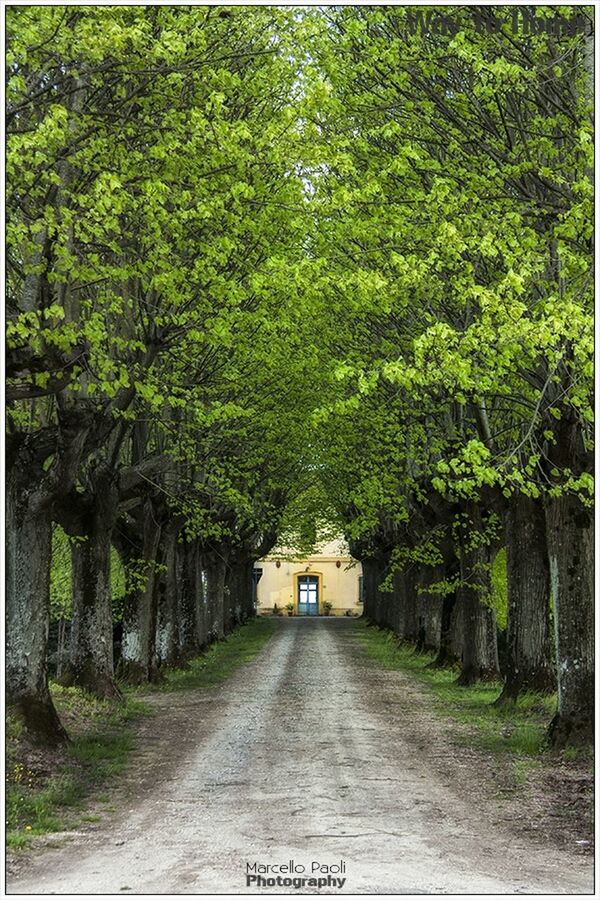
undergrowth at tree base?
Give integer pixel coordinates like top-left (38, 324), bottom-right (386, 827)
top-left (6, 617), bottom-right (274, 850)
top-left (6, 689), bottom-right (150, 850)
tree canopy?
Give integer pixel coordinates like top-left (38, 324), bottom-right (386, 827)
top-left (6, 5), bottom-right (594, 749)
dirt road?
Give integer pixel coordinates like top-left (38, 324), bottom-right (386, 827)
top-left (8, 619), bottom-right (593, 894)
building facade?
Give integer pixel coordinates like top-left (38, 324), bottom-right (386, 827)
top-left (255, 538), bottom-right (363, 617)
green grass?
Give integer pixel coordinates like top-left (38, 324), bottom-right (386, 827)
top-left (6, 618), bottom-right (275, 849)
top-left (561, 744), bottom-right (592, 763)
top-left (6, 691), bottom-right (151, 849)
top-left (157, 616), bottom-right (274, 692)
top-left (353, 619), bottom-right (556, 760)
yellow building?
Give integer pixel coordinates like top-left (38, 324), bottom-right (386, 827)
top-left (255, 538), bottom-right (363, 617)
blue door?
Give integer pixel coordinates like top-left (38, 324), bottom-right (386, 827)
top-left (297, 575), bottom-right (319, 616)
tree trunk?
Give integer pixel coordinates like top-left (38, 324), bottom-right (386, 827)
top-left (449, 593), bottom-right (465, 661)
top-left (546, 493), bottom-right (594, 747)
top-left (118, 499), bottom-right (162, 684)
top-left (175, 539), bottom-right (203, 659)
top-left (195, 554), bottom-right (208, 650)
top-left (6, 479), bottom-right (68, 744)
top-left (496, 495), bottom-right (555, 704)
top-left (429, 590), bottom-right (459, 668)
top-left (416, 566), bottom-right (443, 653)
top-left (456, 503), bottom-right (500, 686)
top-left (66, 526), bottom-right (120, 698)
top-left (243, 560), bottom-right (257, 621)
top-left (156, 527), bottom-right (180, 670)
top-left (361, 559), bottom-right (379, 620)
top-left (222, 571), bottom-right (236, 635)
top-left (399, 568), bottom-right (419, 643)
top-left (6, 410), bottom-right (92, 744)
top-left (362, 555), bottom-right (389, 625)
top-left (203, 553), bottom-right (227, 641)
top-left (542, 403), bottom-right (594, 747)
top-left (378, 560), bottom-right (395, 630)
top-left (392, 570), bottom-right (408, 639)
top-left (226, 557), bottom-right (254, 627)
top-left (457, 583), bottom-right (499, 686)
top-left (60, 467), bottom-right (121, 699)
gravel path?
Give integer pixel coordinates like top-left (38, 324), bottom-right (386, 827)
top-left (7, 618), bottom-right (593, 894)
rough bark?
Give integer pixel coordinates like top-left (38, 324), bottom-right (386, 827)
top-left (176, 538), bottom-right (202, 660)
top-left (546, 493), bottom-right (594, 747)
top-left (195, 554), bottom-right (209, 651)
top-left (457, 582), bottom-right (499, 686)
top-left (542, 399), bottom-right (594, 747)
top-left (226, 557), bottom-right (254, 628)
top-left (60, 468), bottom-right (120, 699)
top-left (203, 552), bottom-right (227, 641)
top-left (56, 619), bottom-right (69, 678)
top-left (496, 495), bottom-right (555, 704)
top-left (244, 561), bottom-right (258, 621)
top-left (6, 409), bottom-right (92, 745)
top-left (248, 530), bottom-right (278, 621)
top-left (358, 558), bottom-right (375, 620)
top-left (223, 581), bottom-right (233, 634)
top-left (429, 590), bottom-right (460, 668)
top-left (416, 566), bottom-right (443, 653)
top-left (6, 476), bottom-right (68, 744)
top-left (56, 452), bottom-right (171, 691)
top-left (117, 499), bottom-right (162, 685)
top-left (361, 557), bottom-right (388, 623)
top-left (449, 594), bottom-right (465, 662)
top-left (391, 570), bottom-right (407, 639)
top-left (396, 569), bottom-right (419, 643)
top-left (66, 529), bottom-right (119, 698)
top-left (156, 527), bottom-right (180, 669)
top-left (456, 503), bottom-right (500, 686)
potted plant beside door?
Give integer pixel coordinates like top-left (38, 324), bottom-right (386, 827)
top-left (285, 602), bottom-right (295, 617)
top-left (323, 601), bottom-right (333, 617)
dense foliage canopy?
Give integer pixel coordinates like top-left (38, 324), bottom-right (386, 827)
top-left (6, 5), bottom-right (594, 749)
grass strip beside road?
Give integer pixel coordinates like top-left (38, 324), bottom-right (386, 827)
top-left (158, 616), bottom-right (274, 692)
top-left (6, 616), bottom-right (275, 849)
top-left (353, 618), bottom-right (558, 759)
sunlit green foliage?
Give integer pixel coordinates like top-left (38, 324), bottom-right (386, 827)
top-left (6, 8), bottom-right (594, 747)
top-left (302, 5), bottom-right (593, 575)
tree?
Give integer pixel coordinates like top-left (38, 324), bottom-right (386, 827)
top-left (304, 6), bottom-right (592, 733)
top-left (6, 6), bottom-right (594, 750)
top-left (6, 5), bottom-right (317, 732)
